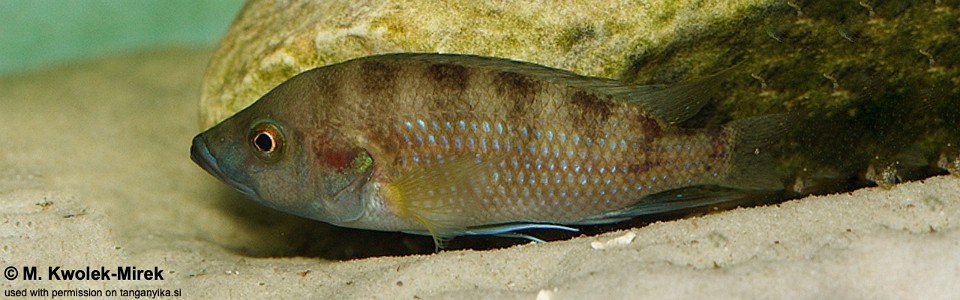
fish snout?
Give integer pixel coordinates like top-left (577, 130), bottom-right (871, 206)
top-left (190, 135), bottom-right (217, 175)
top-left (190, 134), bottom-right (257, 197)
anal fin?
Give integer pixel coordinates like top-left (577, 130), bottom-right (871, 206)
top-left (575, 186), bottom-right (773, 225)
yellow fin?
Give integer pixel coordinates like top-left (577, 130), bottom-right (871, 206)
top-left (382, 155), bottom-right (491, 247)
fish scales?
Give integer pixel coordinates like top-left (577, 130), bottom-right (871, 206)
top-left (190, 53), bottom-right (781, 245)
top-left (339, 55), bottom-right (730, 225)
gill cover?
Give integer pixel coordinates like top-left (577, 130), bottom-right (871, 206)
top-left (303, 127), bottom-right (376, 224)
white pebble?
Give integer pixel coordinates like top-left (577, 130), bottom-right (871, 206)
top-left (536, 288), bottom-right (557, 300)
top-left (590, 232), bottom-right (636, 250)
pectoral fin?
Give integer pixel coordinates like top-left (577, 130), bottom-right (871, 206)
top-left (382, 156), bottom-right (491, 247)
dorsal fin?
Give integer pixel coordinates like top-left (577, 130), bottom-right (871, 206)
top-left (599, 67), bottom-right (736, 124)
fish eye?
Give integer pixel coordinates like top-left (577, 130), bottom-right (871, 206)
top-left (249, 122), bottom-right (284, 159)
top-left (254, 132), bottom-right (276, 152)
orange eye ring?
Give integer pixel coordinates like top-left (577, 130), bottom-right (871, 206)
top-left (249, 122), bottom-right (284, 159)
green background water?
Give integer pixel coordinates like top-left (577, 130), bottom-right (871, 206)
top-left (0, 0), bottom-right (244, 75)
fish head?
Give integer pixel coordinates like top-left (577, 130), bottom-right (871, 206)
top-left (191, 70), bottom-right (371, 224)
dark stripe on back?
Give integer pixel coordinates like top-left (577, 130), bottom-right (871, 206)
top-left (425, 63), bottom-right (472, 110)
top-left (427, 63), bottom-right (471, 92)
top-left (494, 71), bottom-right (541, 119)
top-left (570, 91), bottom-right (613, 123)
top-left (636, 116), bottom-right (662, 140)
top-left (359, 60), bottom-right (399, 94)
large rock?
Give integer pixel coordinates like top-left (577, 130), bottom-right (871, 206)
top-left (200, 1), bottom-right (960, 190)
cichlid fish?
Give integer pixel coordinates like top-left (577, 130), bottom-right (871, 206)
top-left (190, 53), bottom-right (783, 245)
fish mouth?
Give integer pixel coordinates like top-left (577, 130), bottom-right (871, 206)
top-left (191, 135), bottom-right (257, 197)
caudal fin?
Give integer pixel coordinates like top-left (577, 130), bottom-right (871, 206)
top-left (719, 114), bottom-right (788, 191)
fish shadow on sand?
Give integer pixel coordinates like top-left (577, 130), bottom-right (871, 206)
top-left (208, 184), bottom-right (794, 259)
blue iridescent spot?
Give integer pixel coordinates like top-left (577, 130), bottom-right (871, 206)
top-left (458, 120), bottom-right (466, 131)
top-left (546, 131), bottom-right (554, 141)
top-left (483, 121), bottom-right (491, 132)
top-left (520, 127), bottom-right (529, 137)
top-left (417, 119), bottom-right (426, 129)
top-left (496, 122), bottom-right (504, 134)
top-left (427, 135), bottom-right (435, 144)
top-left (492, 139), bottom-right (500, 151)
top-left (534, 130), bottom-right (542, 139)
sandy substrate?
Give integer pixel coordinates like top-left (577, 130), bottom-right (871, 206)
top-left (1, 49), bottom-right (958, 299)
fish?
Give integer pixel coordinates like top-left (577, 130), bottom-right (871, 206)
top-left (190, 53), bottom-right (784, 246)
